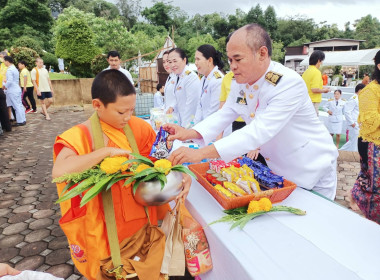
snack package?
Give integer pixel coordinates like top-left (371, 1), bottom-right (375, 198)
top-left (150, 127), bottom-right (174, 159)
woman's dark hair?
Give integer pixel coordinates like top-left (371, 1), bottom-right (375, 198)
top-left (92, 69), bottom-right (135, 107)
top-left (168, 48), bottom-right (188, 64)
top-left (197, 44), bottom-right (224, 71)
top-left (309, 50), bottom-right (325, 65)
top-left (355, 83), bottom-right (365, 93)
top-left (334, 89), bottom-right (342, 95)
top-left (156, 83), bottom-right (163, 91)
top-left (372, 50), bottom-right (380, 83)
top-left (163, 50), bottom-right (171, 56)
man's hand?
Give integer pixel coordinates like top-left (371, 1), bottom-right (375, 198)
top-left (168, 147), bottom-right (204, 165)
top-left (163, 123), bottom-right (200, 141)
top-left (37, 89), bottom-right (41, 96)
top-left (323, 87), bottom-right (330, 93)
top-left (247, 149), bottom-right (260, 160)
top-left (166, 107), bottom-right (174, 114)
top-left (23, 87), bottom-right (26, 93)
top-left (175, 173), bottom-right (192, 202)
top-left (0, 263), bottom-right (21, 277)
top-left (351, 123), bottom-right (356, 128)
top-left (328, 110), bottom-right (332, 115)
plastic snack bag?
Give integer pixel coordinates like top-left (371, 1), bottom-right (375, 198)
top-left (150, 127), bottom-right (174, 159)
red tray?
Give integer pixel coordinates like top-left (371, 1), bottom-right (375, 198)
top-left (189, 162), bottom-right (296, 210)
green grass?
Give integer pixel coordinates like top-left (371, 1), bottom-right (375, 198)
top-left (49, 72), bottom-right (77, 80)
top-left (332, 133), bottom-right (348, 148)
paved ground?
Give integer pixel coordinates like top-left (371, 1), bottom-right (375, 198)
top-left (0, 106), bottom-right (362, 279)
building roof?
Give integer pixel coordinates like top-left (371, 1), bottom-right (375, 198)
top-left (304, 38), bottom-right (365, 45)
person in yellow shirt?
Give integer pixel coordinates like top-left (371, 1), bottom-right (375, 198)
top-left (302, 50), bottom-right (330, 116)
top-left (0, 52), bottom-right (11, 132)
top-left (18, 61), bottom-right (37, 113)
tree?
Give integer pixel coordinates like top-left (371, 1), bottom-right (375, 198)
top-left (42, 52), bottom-right (59, 71)
top-left (354, 15), bottom-right (380, 49)
top-left (12, 36), bottom-right (44, 56)
top-left (142, 1), bottom-right (173, 30)
top-left (91, 54), bottom-right (108, 75)
top-left (246, 4), bottom-right (265, 27)
top-left (10, 47), bottom-right (39, 71)
top-left (277, 16), bottom-right (315, 47)
top-left (271, 41), bottom-right (285, 63)
top-left (55, 18), bottom-right (99, 77)
top-left (264, 6), bottom-right (277, 39)
top-left (117, 0), bottom-right (141, 29)
top-left (185, 34), bottom-right (220, 63)
top-left (0, 0), bottom-right (53, 50)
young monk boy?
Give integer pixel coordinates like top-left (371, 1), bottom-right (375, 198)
top-left (52, 70), bottom-right (190, 280)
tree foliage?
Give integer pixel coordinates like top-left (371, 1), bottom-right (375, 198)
top-left (91, 54), bottom-right (108, 75)
top-left (117, 0), bottom-right (141, 29)
top-left (354, 15), bottom-right (380, 49)
top-left (42, 52), bottom-right (59, 71)
top-left (12, 36), bottom-right (44, 56)
top-left (10, 47), bottom-right (39, 71)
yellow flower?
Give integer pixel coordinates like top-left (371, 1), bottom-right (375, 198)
top-left (100, 157), bottom-right (128, 174)
top-left (258, 198), bottom-right (272, 211)
top-left (154, 159), bottom-right (172, 175)
top-left (135, 163), bottom-right (151, 174)
top-left (247, 200), bottom-right (261, 214)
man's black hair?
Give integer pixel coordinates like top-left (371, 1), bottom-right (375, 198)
top-left (107, 50), bottom-right (121, 59)
top-left (355, 83), bottom-right (366, 93)
top-left (156, 83), bottom-right (163, 91)
top-left (91, 69), bottom-right (135, 106)
top-left (309, 50), bottom-right (325, 66)
top-left (3, 56), bottom-right (13, 64)
top-left (18, 60), bottom-right (27, 67)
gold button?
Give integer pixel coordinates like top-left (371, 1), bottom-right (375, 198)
top-left (253, 84), bottom-right (259, 90)
top-left (265, 157), bottom-right (270, 161)
top-left (246, 84), bottom-right (249, 89)
top-left (250, 113), bottom-right (255, 118)
top-left (249, 94), bottom-right (253, 99)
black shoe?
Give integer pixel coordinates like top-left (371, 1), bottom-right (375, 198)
top-left (12, 121), bottom-right (26, 127)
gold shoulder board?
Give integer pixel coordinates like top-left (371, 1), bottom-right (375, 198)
top-left (328, 98), bottom-right (334, 101)
top-left (214, 72), bottom-right (222, 79)
top-left (185, 70), bottom-right (191, 75)
top-left (265, 71), bottom-right (283, 86)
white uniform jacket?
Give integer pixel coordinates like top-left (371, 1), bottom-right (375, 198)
top-left (194, 66), bottom-right (224, 124)
top-left (164, 73), bottom-right (176, 110)
top-left (193, 61), bottom-right (338, 190)
top-left (323, 99), bottom-right (345, 123)
top-left (344, 95), bottom-right (359, 127)
top-left (104, 66), bottom-right (134, 86)
top-left (154, 91), bottom-right (164, 108)
top-left (172, 65), bottom-right (201, 127)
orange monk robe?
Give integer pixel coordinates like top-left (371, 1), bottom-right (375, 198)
top-left (53, 116), bottom-right (170, 280)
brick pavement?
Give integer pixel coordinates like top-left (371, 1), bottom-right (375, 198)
top-left (0, 106), bottom-right (363, 279)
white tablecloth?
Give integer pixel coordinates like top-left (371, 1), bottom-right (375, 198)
top-left (185, 178), bottom-right (380, 280)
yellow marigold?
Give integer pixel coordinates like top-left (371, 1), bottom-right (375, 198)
top-left (247, 200), bottom-right (261, 214)
top-left (154, 159), bottom-right (172, 175)
top-left (258, 198), bottom-right (272, 211)
top-left (135, 163), bottom-right (151, 174)
top-left (100, 157), bottom-right (128, 174)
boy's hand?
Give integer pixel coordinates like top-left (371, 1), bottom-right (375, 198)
top-left (175, 173), bottom-right (192, 202)
top-left (107, 147), bottom-right (131, 157)
top-left (0, 263), bottom-right (21, 277)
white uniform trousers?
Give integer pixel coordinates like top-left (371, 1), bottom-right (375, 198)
top-left (7, 91), bottom-right (26, 123)
top-left (307, 157), bottom-right (337, 200)
top-left (339, 125), bottom-right (359, 152)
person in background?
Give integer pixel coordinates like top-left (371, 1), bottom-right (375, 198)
top-left (350, 50), bottom-right (380, 223)
top-left (194, 44), bottom-right (224, 124)
top-left (322, 71), bottom-right (328, 86)
top-left (342, 71), bottom-right (348, 86)
top-left (154, 83), bottom-right (164, 108)
top-left (162, 49), bottom-right (176, 114)
top-left (31, 57), bottom-right (54, 121)
top-left (18, 60), bottom-right (37, 114)
top-left (339, 83), bottom-right (366, 152)
top-left (362, 73), bottom-right (370, 85)
top-left (0, 52), bottom-right (11, 132)
top-left (324, 89), bottom-right (345, 149)
top-left (3, 56), bottom-right (26, 126)
top-left (166, 48), bottom-right (201, 128)
top-left (104, 50), bottom-right (134, 85)
top-left (302, 50), bottom-right (330, 116)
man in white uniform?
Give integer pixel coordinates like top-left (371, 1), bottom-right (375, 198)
top-left (340, 83), bottom-right (366, 152)
top-left (104, 51), bottom-right (134, 86)
top-left (165, 24), bottom-right (338, 199)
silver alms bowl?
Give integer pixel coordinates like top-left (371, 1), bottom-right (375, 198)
top-left (133, 171), bottom-right (183, 206)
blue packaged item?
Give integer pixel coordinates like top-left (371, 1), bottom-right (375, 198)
top-left (149, 127), bottom-right (174, 159)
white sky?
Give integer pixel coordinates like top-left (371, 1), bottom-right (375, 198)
top-left (135, 0), bottom-right (378, 30)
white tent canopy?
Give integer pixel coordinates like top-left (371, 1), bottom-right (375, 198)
top-left (300, 48), bottom-right (380, 66)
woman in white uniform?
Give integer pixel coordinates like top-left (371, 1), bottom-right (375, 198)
top-left (324, 89), bottom-right (345, 148)
top-left (194, 44), bottom-right (224, 124)
top-left (162, 50), bottom-right (176, 112)
top-left (167, 48), bottom-right (201, 128)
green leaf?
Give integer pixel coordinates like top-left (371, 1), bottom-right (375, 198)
top-left (56, 177), bottom-right (95, 204)
top-left (123, 176), bottom-right (136, 187)
top-left (141, 172), bottom-right (160, 182)
top-left (60, 180), bottom-right (76, 196)
top-left (80, 176), bottom-right (113, 207)
top-left (122, 153), bottom-right (154, 166)
top-left (171, 166), bottom-right (196, 178)
top-left (132, 178), bottom-right (143, 195)
top-left (105, 174), bottom-right (131, 191)
top-left (131, 168), bottom-right (157, 180)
